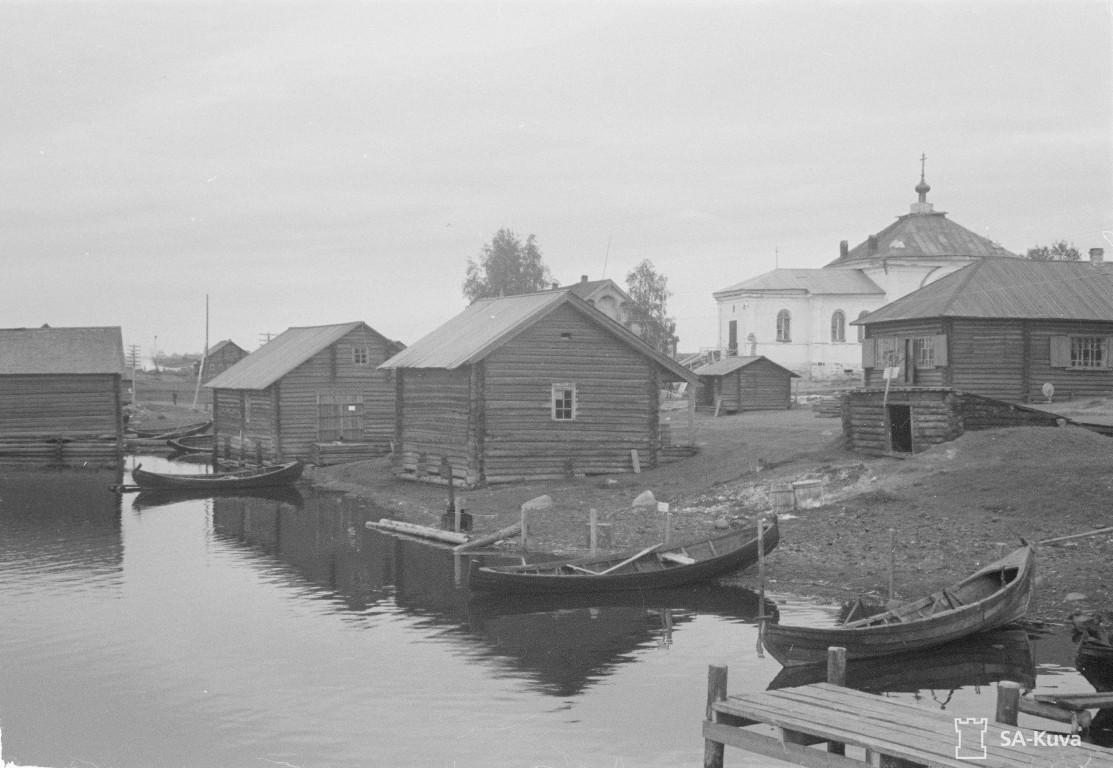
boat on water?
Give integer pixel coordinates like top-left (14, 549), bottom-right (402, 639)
top-left (762, 544), bottom-right (1035, 667)
top-left (167, 433), bottom-right (215, 454)
top-left (766, 628), bottom-right (1035, 692)
top-left (127, 421), bottom-right (212, 440)
top-left (468, 515), bottom-right (778, 594)
top-left (133, 485), bottom-right (305, 511)
top-left (131, 460), bottom-right (304, 490)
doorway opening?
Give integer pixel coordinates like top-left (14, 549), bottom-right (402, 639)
top-left (887, 405), bottom-right (913, 453)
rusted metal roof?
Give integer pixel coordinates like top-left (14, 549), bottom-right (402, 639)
top-left (207, 322), bottom-right (369, 390)
top-left (714, 268), bottom-right (883, 297)
top-left (856, 259), bottom-right (1113, 324)
top-left (826, 211), bottom-right (1018, 267)
top-left (0, 326), bottom-right (125, 375)
top-left (380, 290), bottom-right (699, 384)
top-left (694, 355), bottom-right (800, 378)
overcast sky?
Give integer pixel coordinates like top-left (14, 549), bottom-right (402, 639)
top-left (2, 1), bottom-right (1110, 361)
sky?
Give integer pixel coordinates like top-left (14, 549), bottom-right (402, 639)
top-left (2, 1), bottom-right (1110, 363)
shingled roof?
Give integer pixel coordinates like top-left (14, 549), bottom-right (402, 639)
top-left (856, 259), bottom-right (1113, 324)
top-left (380, 290), bottom-right (698, 384)
top-left (0, 326), bottom-right (125, 375)
top-left (207, 322), bottom-right (383, 390)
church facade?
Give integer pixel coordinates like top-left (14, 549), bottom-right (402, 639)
top-left (712, 175), bottom-right (1020, 380)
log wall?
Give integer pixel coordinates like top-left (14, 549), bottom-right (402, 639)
top-left (842, 389), bottom-right (964, 456)
top-left (737, 361), bottom-right (793, 410)
top-left (394, 367), bottom-right (474, 482)
top-left (482, 304), bottom-right (658, 481)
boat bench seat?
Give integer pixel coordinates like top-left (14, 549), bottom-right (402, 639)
top-left (659, 552), bottom-right (696, 566)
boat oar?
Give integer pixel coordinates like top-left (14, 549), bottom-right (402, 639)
top-left (109, 484), bottom-right (143, 493)
top-left (1039, 526), bottom-right (1113, 546)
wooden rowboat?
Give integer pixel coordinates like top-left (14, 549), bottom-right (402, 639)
top-left (762, 544), bottom-right (1035, 667)
top-left (131, 460), bottom-right (303, 490)
top-left (167, 434), bottom-right (215, 454)
top-left (128, 421), bottom-right (212, 440)
top-left (468, 516), bottom-right (779, 594)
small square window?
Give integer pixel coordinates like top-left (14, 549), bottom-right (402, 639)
top-left (551, 384), bottom-right (576, 421)
top-left (352, 347), bottom-right (369, 365)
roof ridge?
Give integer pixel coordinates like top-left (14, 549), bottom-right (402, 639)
top-left (938, 260), bottom-right (983, 315)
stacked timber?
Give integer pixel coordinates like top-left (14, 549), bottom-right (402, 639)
top-left (0, 435), bottom-right (122, 468)
top-left (310, 442), bottom-right (382, 466)
top-left (810, 395), bottom-right (844, 418)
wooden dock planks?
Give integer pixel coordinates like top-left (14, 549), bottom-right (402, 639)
top-left (707, 682), bottom-right (1113, 768)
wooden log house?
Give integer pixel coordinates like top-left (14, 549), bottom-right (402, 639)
top-left (855, 253), bottom-right (1113, 402)
top-left (200, 339), bottom-right (248, 384)
top-left (693, 355), bottom-right (798, 414)
top-left (206, 322), bottom-right (402, 465)
top-left (379, 290), bottom-right (700, 486)
top-left (0, 326), bottom-right (126, 466)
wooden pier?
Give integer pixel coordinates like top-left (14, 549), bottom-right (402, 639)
top-left (703, 663), bottom-right (1113, 767)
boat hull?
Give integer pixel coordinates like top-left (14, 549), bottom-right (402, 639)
top-left (762, 546), bottom-right (1035, 666)
top-left (469, 517), bottom-right (779, 594)
top-left (131, 461), bottom-right (304, 490)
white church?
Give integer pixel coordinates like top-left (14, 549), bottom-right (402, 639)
top-left (712, 173), bottom-right (1020, 380)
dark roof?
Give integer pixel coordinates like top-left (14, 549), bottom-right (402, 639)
top-left (856, 259), bottom-right (1113, 324)
top-left (714, 268), bottom-right (883, 297)
top-left (826, 211), bottom-right (1017, 267)
top-left (380, 290), bottom-right (698, 384)
top-left (0, 326), bottom-right (125, 375)
top-left (207, 339), bottom-right (243, 356)
top-left (207, 322), bottom-right (381, 390)
top-left (564, 278), bottom-right (630, 302)
top-left (694, 355), bottom-right (800, 378)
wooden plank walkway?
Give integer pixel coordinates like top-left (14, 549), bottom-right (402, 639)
top-left (704, 679), bottom-right (1113, 767)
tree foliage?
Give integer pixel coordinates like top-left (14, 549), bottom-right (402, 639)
top-left (625, 259), bottom-right (677, 354)
top-left (463, 228), bottom-right (552, 303)
top-left (1024, 240), bottom-right (1081, 261)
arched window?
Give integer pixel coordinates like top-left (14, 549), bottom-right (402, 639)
top-left (747, 333), bottom-right (757, 356)
top-left (831, 310), bottom-right (846, 342)
top-left (776, 310), bottom-right (791, 342)
top-left (856, 310), bottom-right (869, 342)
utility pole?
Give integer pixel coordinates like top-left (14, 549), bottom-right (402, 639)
top-left (127, 344), bottom-right (142, 405)
top-left (192, 295), bottom-right (209, 410)
top-left (258, 332), bottom-right (274, 346)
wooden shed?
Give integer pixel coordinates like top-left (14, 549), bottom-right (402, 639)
top-left (379, 290), bottom-right (700, 486)
top-left (200, 339), bottom-right (248, 384)
top-left (206, 322), bottom-right (401, 465)
top-left (841, 387), bottom-right (1066, 456)
top-left (856, 256), bottom-right (1113, 402)
top-left (0, 326), bottom-right (126, 466)
top-left (693, 356), bottom-right (798, 414)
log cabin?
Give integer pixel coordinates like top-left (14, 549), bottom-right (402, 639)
top-left (0, 326), bottom-right (126, 466)
top-left (206, 322), bottom-right (402, 465)
top-left (200, 339), bottom-right (248, 384)
top-left (855, 252), bottom-right (1113, 403)
top-left (379, 290), bottom-right (700, 486)
top-left (693, 356), bottom-right (798, 414)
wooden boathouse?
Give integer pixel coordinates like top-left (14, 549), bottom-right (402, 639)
top-left (841, 387), bottom-right (1066, 456)
top-left (206, 322), bottom-right (402, 465)
top-left (0, 326), bottom-right (126, 466)
top-left (855, 251), bottom-right (1113, 402)
top-left (379, 290), bottom-right (700, 486)
top-left (200, 339), bottom-right (248, 384)
top-left (693, 355), bottom-right (798, 414)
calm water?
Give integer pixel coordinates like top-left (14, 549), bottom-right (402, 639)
top-left (0, 458), bottom-right (1100, 768)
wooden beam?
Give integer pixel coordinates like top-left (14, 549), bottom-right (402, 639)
top-left (702, 722), bottom-right (864, 768)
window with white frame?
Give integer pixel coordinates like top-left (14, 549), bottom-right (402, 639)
top-left (551, 384), bottom-right (576, 421)
top-left (352, 346), bottom-right (369, 365)
top-left (1071, 337), bottom-right (1106, 369)
top-left (912, 336), bottom-right (935, 369)
top-left (831, 310), bottom-right (846, 342)
top-left (776, 310), bottom-right (791, 342)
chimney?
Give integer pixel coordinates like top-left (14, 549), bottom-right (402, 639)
top-left (839, 240), bottom-right (849, 259)
top-left (1090, 248), bottom-right (1104, 266)
top-left (581, 275), bottom-right (588, 283)
top-left (867, 235), bottom-right (878, 256)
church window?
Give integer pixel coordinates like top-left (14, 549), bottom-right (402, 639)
top-left (857, 311), bottom-right (868, 342)
top-left (776, 310), bottom-right (791, 342)
top-left (831, 311), bottom-right (846, 343)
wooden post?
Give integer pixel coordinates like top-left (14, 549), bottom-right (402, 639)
top-left (826, 646), bottom-right (848, 755)
top-left (520, 504), bottom-right (529, 551)
top-left (888, 527), bottom-right (897, 601)
top-left (703, 665), bottom-right (728, 768)
top-left (996, 681), bottom-right (1021, 726)
top-left (687, 390), bottom-right (696, 447)
top-left (631, 449), bottom-right (641, 474)
top-left (589, 508), bottom-right (598, 555)
top-left (454, 497), bottom-right (463, 533)
top-left (664, 507), bottom-right (673, 545)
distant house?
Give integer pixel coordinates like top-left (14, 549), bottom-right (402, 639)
top-left (380, 290), bottom-right (699, 486)
top-left (855, 250), bottom-right (1113, 402)
top-left (201, 340), bottom-right (248, 384)
top-left (0, 326), bottom-right (126, 465)
top-left (694, 356), bottom-right (799, 414)
top-left (206, 322), bottom-right (401, 465)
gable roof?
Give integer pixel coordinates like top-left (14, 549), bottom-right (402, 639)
top-left (207, 322), bottom-right (380, 390)
top-left (207, 339), bottom-right (244, 357)
top-left (714, 268), bottom-right (883, 297)
top-left (693, 355), bottom-right (800, 378)
top-left (564, 278), bottom-right (630, 302)
top-left (0, 326), bottom-right (125, 375)
top-left (380, 290), bottom-right (698, 384)
top-left (856, 259), bottom-right (1113, 324)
